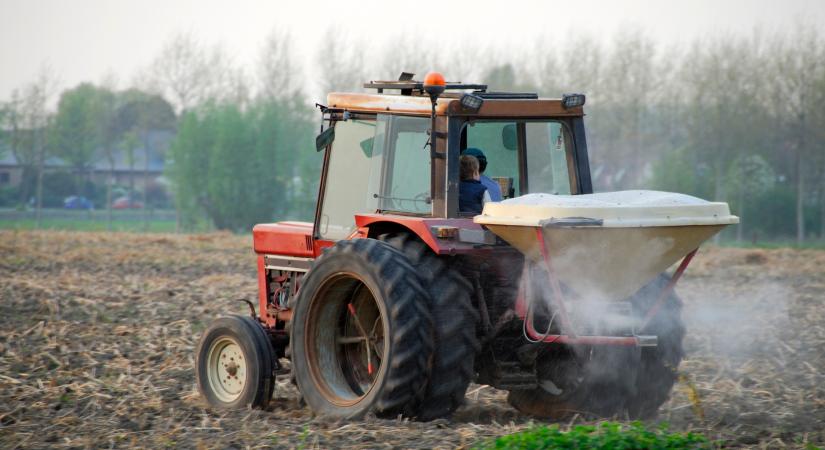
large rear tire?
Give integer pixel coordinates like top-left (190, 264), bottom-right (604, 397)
top-left (627, 275), bottom-right (685, 418)
top-left (379, 233), bottom-right (480, 420)
top-left (290, 239), bottom-right (434, 419)
top-left (195, 315), bottom-right (275, 409)
top-left (507, 275), bottom-right (684, 419)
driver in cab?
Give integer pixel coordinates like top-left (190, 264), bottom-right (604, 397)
top-left (461, 147), bottom-right (502, 201)
top-left (459, 155), bottom-right (491, 214)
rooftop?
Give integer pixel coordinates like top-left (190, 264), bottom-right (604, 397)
top-left (326, 73), bottom-right (584, 117)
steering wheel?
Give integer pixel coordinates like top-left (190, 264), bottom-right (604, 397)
top-left (414, 192), bottom-right (431, 204)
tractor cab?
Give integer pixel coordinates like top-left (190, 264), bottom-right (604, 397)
top-left (312, 73), bottom-right (592, 240)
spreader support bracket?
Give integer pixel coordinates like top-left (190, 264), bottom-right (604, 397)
top-left (639, 248), bottom-right (698, 333)
top-left (533, 227), bottom-right (577, 338)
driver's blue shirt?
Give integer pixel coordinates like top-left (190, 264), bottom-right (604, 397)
top-left (459, 179), bottom-right (487, 214)
top-left (480, 175), bottom-right (503, 201)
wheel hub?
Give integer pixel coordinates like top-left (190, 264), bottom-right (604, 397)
top-left (207, 338), bottom-right (247, 403)
top-left (226, 361), bottom-right (239, 377)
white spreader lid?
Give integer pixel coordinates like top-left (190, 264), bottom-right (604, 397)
top-left (476, 190), bottom-right (739, 228)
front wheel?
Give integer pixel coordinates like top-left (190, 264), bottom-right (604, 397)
top-left (290, 239), bottom-right (434, 419)
top-left (195, 315), bottom-right (275, 409)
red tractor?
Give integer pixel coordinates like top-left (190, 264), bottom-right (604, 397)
top-left (195, 72), bottom-right (731, 420)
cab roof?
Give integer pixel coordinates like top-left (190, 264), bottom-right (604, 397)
top-left (325, 74), bottom-right (584, 118)
top-left (326, 92), bottom-right (584, 118)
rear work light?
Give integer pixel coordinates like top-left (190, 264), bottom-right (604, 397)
top-left (562, 93), bottom-right (586, 109)
top-left (460, 93), bottom-right (484, 111)
top-left (431, 225), bottom-right (458, 239)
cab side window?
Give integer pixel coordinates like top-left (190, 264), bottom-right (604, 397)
top-left (525, 122), bottom-right (573, 195)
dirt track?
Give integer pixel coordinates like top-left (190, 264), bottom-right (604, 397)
top-left (1, 231), bottom-right (823, 449)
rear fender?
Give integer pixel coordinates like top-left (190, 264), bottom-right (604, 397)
top-left (354, 214), bottom-right (490, 255)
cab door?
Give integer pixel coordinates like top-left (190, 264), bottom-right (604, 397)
top-left (315, 117), bottom-right (381, 240)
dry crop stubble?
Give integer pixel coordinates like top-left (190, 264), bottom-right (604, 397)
top-left (0, 231), bottom-right (823, 448)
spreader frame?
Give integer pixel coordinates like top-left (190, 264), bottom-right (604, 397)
top-left (514, 227), bottom-right (697, 347)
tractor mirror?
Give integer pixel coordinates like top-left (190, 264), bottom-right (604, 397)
top-left (502, 124), bottom-right (517, 151)
top-left (316, 127), bottom-right (335, 152)
top-left (360, 137), bottom-right (374, 157)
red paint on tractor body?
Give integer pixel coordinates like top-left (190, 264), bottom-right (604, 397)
top-left (252, 215), bottom-right (495, 260)
top-left (252, 215), bottom-right (493, 328)
top-left (353, 214), bottom-right (488, 255)
top-left (256, 254), bottom-right (274, 327)
top-left (253, 222), bottom-right (315, 257)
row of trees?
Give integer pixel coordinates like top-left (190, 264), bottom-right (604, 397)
top-left (314, 26), bottom-right (825, 243)
top-left (169, 101), bottom-right (317, 230)
top-left (146, 32), bottom-right (321, 230)
top-left (0, 71), bottom-right (57, 223)
top-left (533, 29), bottom-right (825, 244)
top-left (0, 74), bottom-right (176, 228)
top-left (2, 26), bottom-right (823, 240)
top-left (0, 31), bottom-right (323, 231)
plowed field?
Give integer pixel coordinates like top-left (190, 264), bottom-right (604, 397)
top-left (1, 231), bottom-right (823, 448)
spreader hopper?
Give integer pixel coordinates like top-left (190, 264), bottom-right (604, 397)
top-left (475, 190), bottom-right (739, 302)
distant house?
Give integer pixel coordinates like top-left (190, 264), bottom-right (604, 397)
top-left (0, 155), bottom-right (21, 187)
top-left (0, 129), bottom-right (174, 190)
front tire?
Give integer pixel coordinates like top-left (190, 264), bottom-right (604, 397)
top-left (290, 239), bottom-right (434, 419)
top-left (196, 315), bottom-right (275, 409)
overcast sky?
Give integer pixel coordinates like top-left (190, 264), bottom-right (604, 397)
top-left (1, 0), bottom-right (824, 103)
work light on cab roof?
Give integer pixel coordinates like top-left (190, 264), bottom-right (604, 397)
top-left (562, 93), bottom-right (586, 109)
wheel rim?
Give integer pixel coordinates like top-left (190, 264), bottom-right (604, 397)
top-left (206, 337), bottom-right (247, 403)
top-left (305, 273), bottom-right (386, 407)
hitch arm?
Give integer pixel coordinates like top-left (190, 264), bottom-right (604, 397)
top-left (639, 248), bottom-right (698, 333)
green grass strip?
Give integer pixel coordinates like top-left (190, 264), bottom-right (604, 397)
top-left (475, 422), bottom-right (713, 450)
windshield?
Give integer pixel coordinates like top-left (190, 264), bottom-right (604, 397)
top-left (465, 120), bottom-right (574, 197)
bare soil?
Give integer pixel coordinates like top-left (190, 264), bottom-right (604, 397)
top-left (1, 230), bottom-right (823, 449)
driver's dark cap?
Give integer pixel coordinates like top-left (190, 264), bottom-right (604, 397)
top-left (461, 147), bottom-right (487, 172)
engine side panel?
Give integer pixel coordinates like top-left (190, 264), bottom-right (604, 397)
top-left (253, 221), bottom-right (315, 257)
